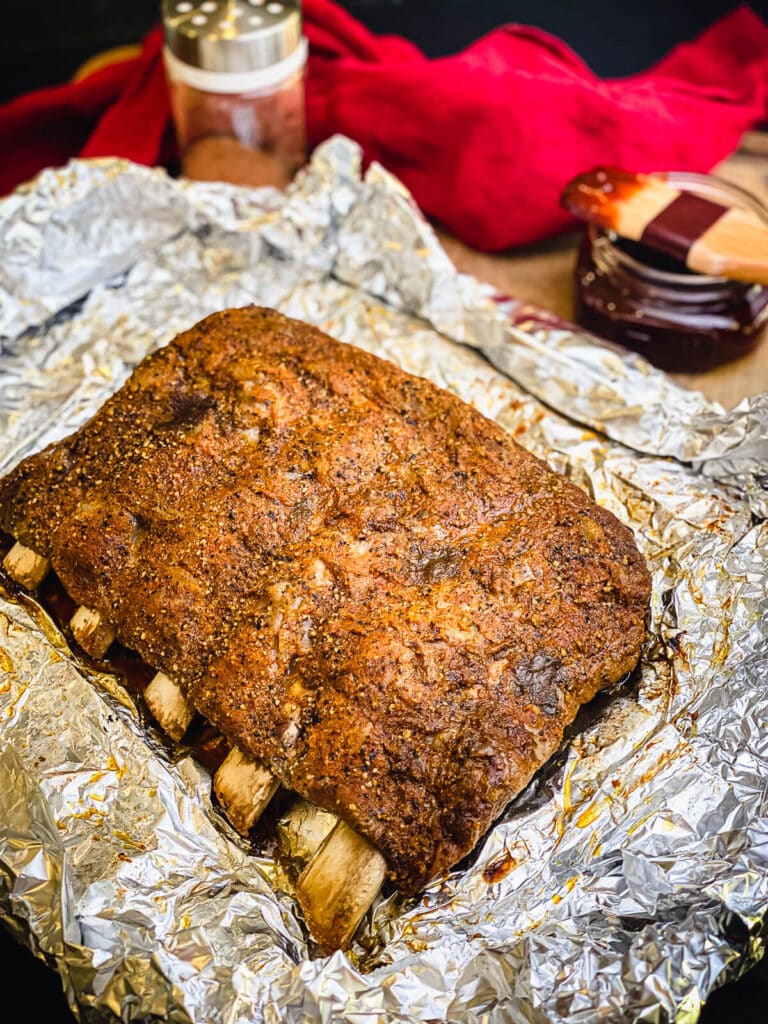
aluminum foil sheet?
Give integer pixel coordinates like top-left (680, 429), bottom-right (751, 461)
top-left (1, 136), bottom-right (767, 1023)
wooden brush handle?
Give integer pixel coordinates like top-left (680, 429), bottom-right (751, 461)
top-left (562, 167), bottom-right (768, 286)
top-left (688, 207), bottom-right (768, 285)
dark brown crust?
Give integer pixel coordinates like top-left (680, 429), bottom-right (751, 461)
top-left (0, 307), bottom-right (651, 891)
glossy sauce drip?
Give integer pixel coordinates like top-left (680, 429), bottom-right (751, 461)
top-left (560, 167), bottom-right (645, 231)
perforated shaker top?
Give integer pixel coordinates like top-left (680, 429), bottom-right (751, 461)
top-left (162, 0), bottom-right (302, 73)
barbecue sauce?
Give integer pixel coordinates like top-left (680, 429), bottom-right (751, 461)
top-left (573, 173), bottom-right (768, 373)
top-left (575, 231), bottom-right (768, 372)
top-left (561, 166), bottom-right (644, 232)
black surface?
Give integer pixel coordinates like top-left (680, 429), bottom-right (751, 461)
top-left (1, 926), bottom-right (76, 1023)
top-left (2, 916), bottom-right (768, 1022)
top-left (2, 1), bottom-right (768, 1019)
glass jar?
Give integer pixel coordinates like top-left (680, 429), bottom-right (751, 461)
top-left (574, 173), bottom-right (768, 372)
top-left (162, 0), bottom-right (307, 189)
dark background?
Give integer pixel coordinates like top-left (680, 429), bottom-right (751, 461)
top-left (1, 910), bottom-right (768, 1022)
top-left (2, 1), bottom-right (768, 1021)
top-left (2, 0), bottom-right (768, 102)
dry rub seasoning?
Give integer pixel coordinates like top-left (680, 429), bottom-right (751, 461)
top-left (162, 0), bottom-right (307, 189)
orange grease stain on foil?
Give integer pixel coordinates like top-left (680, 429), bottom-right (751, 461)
top-left (483, 851), bottom-right (520, 884)
top-left (576, 800), bottom-right (606, 829)
top-left (551, 877), bottom-right (579, 905)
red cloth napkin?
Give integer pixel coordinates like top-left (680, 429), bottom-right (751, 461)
top-left (2, 2), bottom-right (768, 251)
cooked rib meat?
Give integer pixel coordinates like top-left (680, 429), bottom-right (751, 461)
top-left (0, 307), bottom-right (651, 891)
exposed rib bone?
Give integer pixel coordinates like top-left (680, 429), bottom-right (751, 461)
top-left (3, 549), bottom-right (387, 950)
top-left (132, 664), bottom-right (280, 831)
top-left (144, 671), bottom-right (194, 741)
top-left (277, 799), bottom-right (337, 863)
top-left (213, 746), bottom-right (280, 834)
top-left (295, 819), bottom-right (387, 952)
top-left (69, 606), bottom-right (116, 658)
top-left (3, 542), bottom-right (50, 589)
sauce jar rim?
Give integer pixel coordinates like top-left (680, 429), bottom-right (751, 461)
top-left (589, 172), bottom-right (768, 289)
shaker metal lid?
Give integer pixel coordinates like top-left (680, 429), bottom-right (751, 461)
top-left (162, 0), bottom-right (302, 73)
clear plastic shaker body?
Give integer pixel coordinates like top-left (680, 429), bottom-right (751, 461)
top-left (162, 1), bottom-right (307, 188)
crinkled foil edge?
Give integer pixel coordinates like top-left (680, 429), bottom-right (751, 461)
top-left (0, 137), bottom-right (766, 1023)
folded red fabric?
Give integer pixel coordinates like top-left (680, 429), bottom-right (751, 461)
top-left (2, 2), bottom-right (767, 251)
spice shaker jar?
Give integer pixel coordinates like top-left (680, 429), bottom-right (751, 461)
top-left (162, 0), bottom-right (307, 189)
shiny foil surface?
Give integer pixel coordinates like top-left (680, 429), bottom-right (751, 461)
top-left (1, 137), bottom-right (767, 1023)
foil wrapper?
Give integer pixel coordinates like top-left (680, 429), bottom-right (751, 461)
top-left (1, 137), bottom-right (767, 1023)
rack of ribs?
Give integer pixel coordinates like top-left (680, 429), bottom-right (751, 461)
top-left (0, 306), bottom-right (651, 950)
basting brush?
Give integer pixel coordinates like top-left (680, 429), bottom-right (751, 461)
top-left (561, 167), bottom-right (768, 286)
